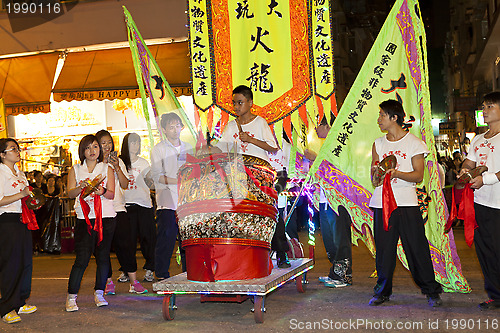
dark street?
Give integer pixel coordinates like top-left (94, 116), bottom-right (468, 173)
top-left (1, 228), bottom-right (498, 332)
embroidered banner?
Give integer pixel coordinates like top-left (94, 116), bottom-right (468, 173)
top-left (311, 0), bottom-right (335, 100)
top-left (309, 0), bottom-right (470, 293)
top-left (188, 0), bottom-right (337, 143)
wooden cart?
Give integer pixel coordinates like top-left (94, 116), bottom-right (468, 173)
top-left (153, 258), bottom-right (313, 323)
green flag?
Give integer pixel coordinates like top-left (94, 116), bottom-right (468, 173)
top-left (123, 6), bottom-right (196, 149)
top-left (309, 0), bottom-right (469, 293)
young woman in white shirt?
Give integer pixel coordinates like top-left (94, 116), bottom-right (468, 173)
top-left (120, 133), bottom-right (156, 282)
top-left (65, 134), bottom-right (116, 312)
top-left (96, 130), bottom-right (147, 295)
top-left (0, 138), bottom-right (37, 324)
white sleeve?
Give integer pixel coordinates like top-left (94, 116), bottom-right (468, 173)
top-left (216, 121), bottom-right (237, 152)
top-left (0, 174), bottom-right (5, 201)
top-left (260, 117), bottom-right (277, 149)
top-left (411, 135), bottom-right (429, 158)
top-left (118, 158), bottom-right (129, 180)
top-left (164, 148), bottom-right (178, 178)
top-left (150, 144), bottom-right (165, 183)
top-left (466, 135), bottom-right (481, 162)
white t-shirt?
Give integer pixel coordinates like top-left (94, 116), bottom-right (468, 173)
top-left (369, 132), bottom-right (429, 208)
top-left (466, 132), bottom-right (500, 208)
top-left (0, 163), bottom-right (29, 215)
top-left (216, 115), bottom-right (277, 162)
top-left (111, 158), bottom-right (129, 213)
top-left (124, 157), bottom-right (152, 208)
top-left (73, 161), bottom-right (116, 219)
top-left (150, 140), bottom-right (193, 210)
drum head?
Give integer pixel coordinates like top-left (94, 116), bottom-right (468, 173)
top-left (455, 166), bottom-right (488, 189)
top-left (371, 155), bottom-right (397, 187)
top-left (26, 188), bottom-right (46, 210)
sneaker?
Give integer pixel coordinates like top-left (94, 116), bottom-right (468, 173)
top-left (277, 252), bottom-right (291, 268)
top-left (94, 290), bottom-right (108, 307)
top-left (427, 294), bottom-right (443, 307)
top-left (479, 299), bottom-right (500, 311)
top-left (319, 276), bottom-right (334, 283)
top-left (2, 310), bottom-right (21, 324)
top-left (18, 305), bottom-right (37, 314)
top-left (144, 270), bottom-right (154, 282)
top-left (324, 279), bottom-right (351, 288)
top-left (105, 280), bottom-right (116, 295)
top-left (129, 280), bottom-right (148, 294)
top-left (66, 294), bottom-right (78, 312)
top-left (369, 295), bottom-right (390, 306)
top-left (117, 272), bottom-right (130, 283)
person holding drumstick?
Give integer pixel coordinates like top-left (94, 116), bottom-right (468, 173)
top-left (65, 135), bottom-right (116, 312)
top-left (0, 138), bottom-right (37, 324)
top-left (459, 92), bottom-right (500, 311)
top-left (368, 100), bottom-right (442, 307)
top-left (213, 85), bottom-right (290, 265)
top-left (214, 85), bottom-right (278, 159)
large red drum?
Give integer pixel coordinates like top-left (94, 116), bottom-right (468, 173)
top-left (177, 153), bottom-right (277, 282)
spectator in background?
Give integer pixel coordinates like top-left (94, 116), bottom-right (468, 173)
top-left (46, 174), bottom-right (60, 197)
top-left (30, 170), bottom-right (47, 195)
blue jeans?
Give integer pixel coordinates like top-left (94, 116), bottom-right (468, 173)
top-left (319, 204), bottom-right (352, 283)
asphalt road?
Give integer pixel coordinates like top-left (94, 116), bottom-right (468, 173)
top-left (2, 228), bottom-right (499, 333)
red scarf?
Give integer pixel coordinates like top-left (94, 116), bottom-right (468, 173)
top-left (79, 189), bottom-right (103, 244)
top-left (382, 173), bottom-right (397, 231)
top-left (21, 186), bottom-right (39, 230)
top-left (445, 183), bottom-right (477, 247)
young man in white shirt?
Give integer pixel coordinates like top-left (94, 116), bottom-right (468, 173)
top-left (215, 85), bottom-right (278, 160)
top-left (459, 91), bottom-right (500, 310)
top-left (368, 100), bottom-right (442, 307)
top-left (150, 113), bottom-right (192, 280)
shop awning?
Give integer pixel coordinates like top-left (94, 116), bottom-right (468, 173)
top-left (0, 52), bottom-right (61, 115)
top-left (52, 41), bottom-right (192, 102)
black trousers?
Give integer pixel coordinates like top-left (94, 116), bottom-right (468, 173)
top-left (372, 207), bottom-right (442, 297)
top-left (68, 217), bottom-right (116, 294)
top-left (126, 204), bottom-right (156, 271)
top-left (271, 208), bottom-right (289, 252)
top-left (111, 211), bottom-right (137, 274)
top-left (474, 203), bottom-right (500, 301)
top-left (155, 209), bottom-right (178, 279)
top-left (0, 213), bottom-right (33, 317)
top-left (285, 195), bottom-right (309, 240)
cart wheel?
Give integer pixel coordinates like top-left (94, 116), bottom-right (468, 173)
top-left (296, 273), bottom-right (307, 293)
top-left (162, 295), bottom-right (176, 321)
top-left (253, 296), bottom-right (265, 323)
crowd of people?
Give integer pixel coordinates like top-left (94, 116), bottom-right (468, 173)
top-left (1, 87), bottom-right (499, 325)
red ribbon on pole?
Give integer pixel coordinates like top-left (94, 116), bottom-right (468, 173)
top-left (382, 173), bottom-right (397, 231)
top-left (21, 187), bottom-right (39, 230)
top-left (79, 189), bottom-right (103, 244)
top-left (446, 183), bottom-right (477, 247)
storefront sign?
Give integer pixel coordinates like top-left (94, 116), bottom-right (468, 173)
top-left (439, 121), bottom-right (456, 134)
top-left (14, 100), bottom-right (106, 138)
top-left (53, 86), bottom-right (192, 102)
top-left (6, 102), bottom-right (50, 116)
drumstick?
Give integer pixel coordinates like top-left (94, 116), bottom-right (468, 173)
top-left (235, 117), bottom-right (243, 133)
